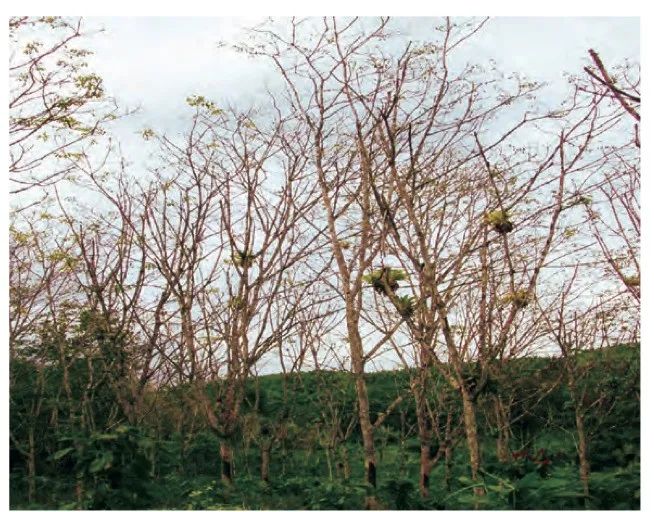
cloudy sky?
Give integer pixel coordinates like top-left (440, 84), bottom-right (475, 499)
top-left (81, 16), bottom-right (639, 371)
top-left (83, 17), bottom-right (639, 160)
top-left (10, 17), bottom-right (641, 372)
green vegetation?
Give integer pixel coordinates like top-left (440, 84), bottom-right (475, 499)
top-left (501, 290), bottom-right (532, 309)
top-left (363, 268), bottom-right (407, 295)
top-left (485, 210), bottom-right (514, 234)
top-left (231, 250), bottom-right (257, 268)
top-left (10, 345), bottom-right (639, 510)
top-left (9, 15), bottom-right (639, 512)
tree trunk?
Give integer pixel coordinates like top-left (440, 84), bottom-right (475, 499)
top-left (568, 371), bottom-right (590, 508)
top-left (346, 316), bottom-right (378, 509)
top-left (496, 434), bottom-right (510, 464)
top-left (75, 474), bottom-right (84, 508)
top-left (325, 445), bottom-right (334, 481)
top-left (260, 443), bottom-right (271, 483)
top-left (214, 374), bottom-right (243, 486)
top-left (444, 410), bottom-right (453, 492)
top-left (419, 444), bottom-right (431, 498)
top-left (339, 445), bottom-right (351, 481)
top-left (413, 379), bottom-right (432, 498)
top-left (461, 391), bottom-right (484, 497)
top-left (575, 408), bottom-right (591, 508)
top-left (494, 397), bottom-right (511, 464)
top-left (27, 429), bottom-right (36, 504)
top-left (220, 442), bottom-right (234, 484)
top-left (445, 441), bottom-right (453, 492)
top-left (355, 372), bottom-right (378, 509)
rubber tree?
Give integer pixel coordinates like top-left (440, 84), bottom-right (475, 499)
top-left (342, 20), bottom-right (619, 498)
top-left (10, 17), bottom-right (121, 201)
top-left (53, 172), bottom-right (162, 426)
top-left (236, 17), bottom-right (414, 506)
top-left (578, 50), bottom-right (640, 305)
top-left (539, 269), bottom-right (639, 508)
top-left (9, 216), bottom-right (70, 504)
top-left (134, 102), bottom-right (326, 484)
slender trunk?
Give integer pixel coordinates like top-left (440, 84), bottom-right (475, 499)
top-left (280, 441), bottom-right (288, 478)
top-left (59, 340), bottom-right (84, 507)
top-left (339, 445), bottom-right (351, 481)
top-left (445, 442), bottom-right (453, 492)
top-left (75, 480), bottom-right (83, 508)
top-left (440, 408), bottom-right (451, 491)
top-left (260, 443), bottom-right (271, 483)
top-left (325, 446), bottom-right (334, 481)
top-left (315, 117), bottom-right (377, 507)
top-left (150, 437), bottom-right (157, 478)
top-left (355, 372), bottom-right (378, 508)
top-left (220, 442), bottom-right (234, 484)
top-left (346, 316), bottom-right (378, 508)
top-left (567, 368), bottom-right (590, 508)
top-left (398, 410), bottom-right (407, 475)
top-left (575, 408), bottom-right (591, 508)
top-left (461, 391), bottom-right (484, 497)
top-left (180, 304), bottom-right (197, 379)
top-left (27, 429), bottom-right (36, 504)
top-left (419, 444), bottom-right (431, 498)
top-left (413, 377), bottom-right (432, 498)
top-left (496, 434), bottom-right (510, 464)
top-left (494, 397), bottom-right (511, 464)
top-left (180, 436), bottom-right (189, 474)
top-left (214, 372), bottom-right (243, 486)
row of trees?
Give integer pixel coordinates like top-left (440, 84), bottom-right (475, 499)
top-left (10, 16), bottom-right (639, 508)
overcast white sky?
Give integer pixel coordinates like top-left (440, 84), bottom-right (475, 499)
top-left (82, 17), bottom-right (639, 160)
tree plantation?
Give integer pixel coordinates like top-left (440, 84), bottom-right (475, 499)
top-left (9, 16), bottom-right (640, 510)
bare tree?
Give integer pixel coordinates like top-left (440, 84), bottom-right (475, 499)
top-left (313, 17), bottom-right (625, 498)
top-left (9, 214), bottom-right (77, 502)
top-left (53, 171), bottom-right (162, 425)
top-left (539, 270), bottom-right (638, 507)
top-left (9, 17), bottom-right (120, 200)
top-left (129, 103), bottom-right (326, 484)
top-left (578, 50), bottom-right (640, 304)
top-left (237, 17), bottom-right (432, 505)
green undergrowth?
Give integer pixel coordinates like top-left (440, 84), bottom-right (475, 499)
top-left (10, 344), bottom-right (639, 509)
